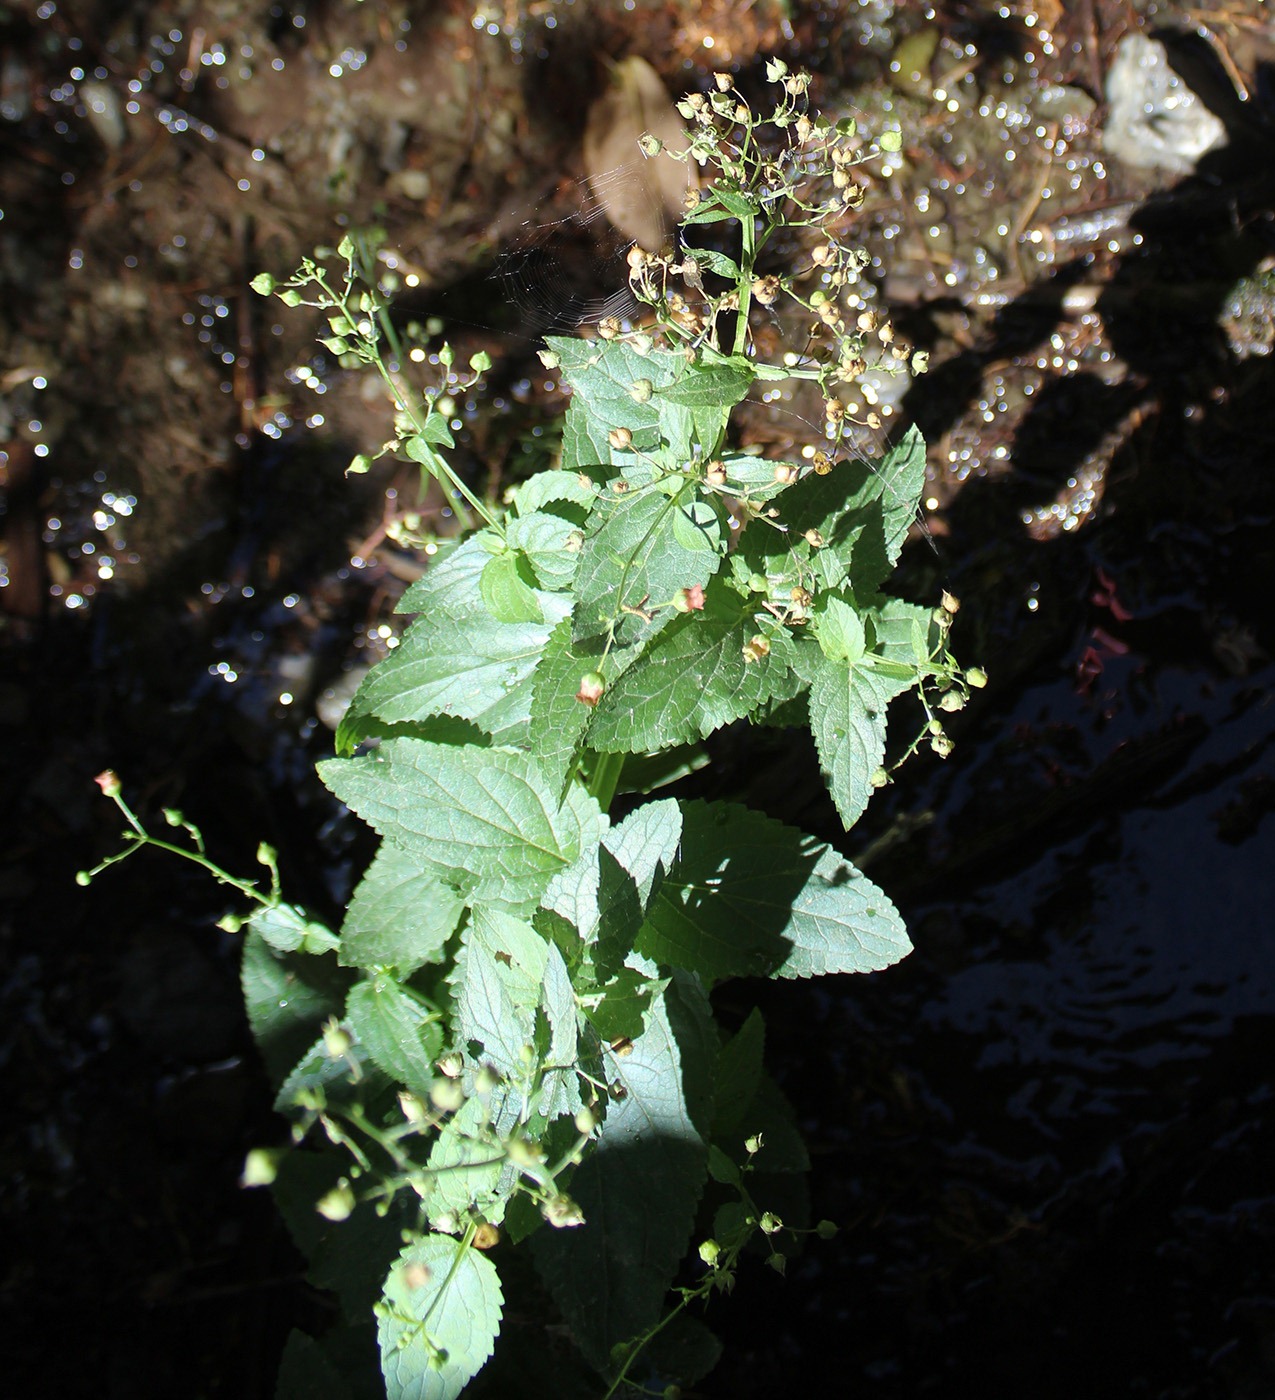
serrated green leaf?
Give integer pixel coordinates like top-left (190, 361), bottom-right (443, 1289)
top-left (343, 601), bottom-right (566, 746)
top-left (815, 595), bottom-right (866, 664)
top-left (379, 1236), bottom-right (503, 1400)
top-left (807, 657), bottom-right (898, 830)
top-left (549, 337), bottom-right (696, 470)
top-left (537, 940), bottom-right (582, 1121)
top-left (532, 975), bottom-right (713, 1370)
top-left (242, 927), bottom-right (353, 1085)
top-left (683, 246), bottom-right (742, 282)
top-left (638, 800), bottom-right (910, 980)
top-left (346, 977), bottom-right (442, 1098)
top-left (480, 550), bottom-right (543, 623)
top-left (587, 577), bottom-right (802, 752)
top-left (340, 843), bottom-right (464, 975)
top-left (605, 798), bottom-right (682, 910)
top-left (527, 616), bottom-right (600, 796)
top-left (713, 185), bottom-right (758, 222)
top-left (396, 536), bottom-right (489, 617)
top-left (423, 1096), bottom-right (507, 1223)
top-left (573, 480), bottom-right (723, 648)
top-left (506, 509), bottom-right (584, 592)
top-left (251, 903), bottom-right (339, 956)
top-left (275, 1029), bottom-right (382, 1115)
top-left (452, 910), bottom-right (549, 1117)
top-left (657, 353), bottom-right (753, 411)
top-left (404, 416), bottom-right (454, 453)
top-left (508, 468), bottom-right (598, 517)
top-left (319, 740), bottom-right (603, 918)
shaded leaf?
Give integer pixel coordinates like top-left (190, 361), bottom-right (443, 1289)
top-left (638, 800), bottom-right (911, 981)
top-left (346, 976), bottom-right (442, 1098)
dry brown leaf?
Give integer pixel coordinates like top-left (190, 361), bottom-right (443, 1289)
top-left (582, 56), bottom-right (694, 252)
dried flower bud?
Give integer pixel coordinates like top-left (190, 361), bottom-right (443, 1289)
top-left (941, 590), bottom-right (961, 615)
top-left (796, 114), bottom-right (814, 143)
top-left (811, 451), bottom-right (833, 475)
top-left (714, 72), bottom-right (734, 92)
top-left (608, 426), bottom-right (633, 450)
top-left (638, 132), bottom-right (663, 157)
top-left (674, 584), bottom-right (705, 613)
top-left (597, 316), bottom-right (621, 340)
top-left (742, 635), bottom-right (771, 664)
top-left (705, 460), bottom-right (728, 487)
top-left (773, 462), bottom-right (798, 485)
top-left (629, 377), bottom-right (653, 404)
top-left (804, 528), bottom-right (825, 547)
top-left (543, 1194), bottom-right (585, 1229)
top-left (752, 274), bottom-right (781, 306)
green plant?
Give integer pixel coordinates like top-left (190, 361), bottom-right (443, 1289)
top-left (90, 62), bottom-right (981, 1399)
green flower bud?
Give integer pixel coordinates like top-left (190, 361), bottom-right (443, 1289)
top-left (241, 1147), bottom-right (285, 1187)
top-left (967, 666), bottom-right (988, 689)
top-left (249, 273), bottom-right (276, 296)
top-left (278, 288), bottom-right (303, 307)
top-left (316, 1182), bottom-right (356, 1221)
top-left (816, 1219), bottom-right (838, 1240)
top-left (698, 1238), bottom-right (721, 1266)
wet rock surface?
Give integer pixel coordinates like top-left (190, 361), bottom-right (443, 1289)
top-left (3, 1), bottom-right (1275, 1396)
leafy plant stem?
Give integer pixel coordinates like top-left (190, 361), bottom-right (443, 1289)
top-left (586, 751), bottom-right (626, 812)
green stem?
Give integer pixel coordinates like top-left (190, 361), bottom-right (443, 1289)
top-left (587, 751), bottom-right (626, 813)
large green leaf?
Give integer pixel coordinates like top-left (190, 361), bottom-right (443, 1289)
top-left (423, 1096), bottom-right (507, 1224)
top-left (587, 577), bottom-right (802, 752)
top-left (531, 975), bottom-right (713, 1372)
top-left (806, 658), bottom-right (900, 831)
top-left (527, 615), bottom-right (600, 798)
top-left (379, 1236), bottom-right (503, 1400)
top-left (573, 480), bottom-right (723, 649)
top-left (550, 337), bottom-right (696, 470)
top-left (452, 909), bottom-right (543, 1078)
top-left (506, 508), bottom-right (584, 593)
top-left (341, 603), bottom-right (566, 745)
top-left (395, 535), bottom-right (490, 617)
top-left (340, 842), bottom-right (464, 974)
top-left (319, 740), bottom-right (603, 918)
top-left (345, 976), bottom-right (442, 1098)
top-left (638, 800), bottom-right (911, 981)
